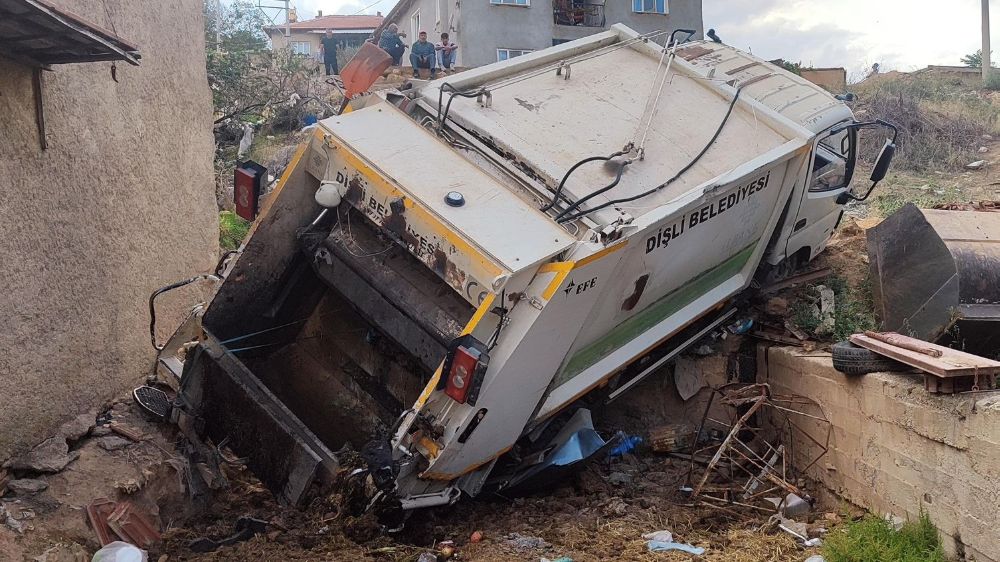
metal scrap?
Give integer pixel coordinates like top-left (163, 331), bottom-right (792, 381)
top-left (684, 383), bottom-right (831, 516)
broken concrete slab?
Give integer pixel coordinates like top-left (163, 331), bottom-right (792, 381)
top-left (58, 412), bottom-right (96, 442)
top-left (97, 437), bottom-right (132, 452)
top-left (9, 437), bottom-right (77, 473)
top-left (6, 479), bottom-right (48, 496)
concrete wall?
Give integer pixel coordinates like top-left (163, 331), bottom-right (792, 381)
top-left (800, 68), bottom-right (846, 93)
top-left (0, 0), bottom-right (218, 460)
top-left (759, 346), bottom-right (1000, 561)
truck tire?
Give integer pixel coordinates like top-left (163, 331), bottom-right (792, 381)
top-left (831, 341), bottom-right (908, 375)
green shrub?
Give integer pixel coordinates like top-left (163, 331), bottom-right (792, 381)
top-left (984, 70), bottom-right (1000, 91)
top-left (823, 511), bottom-right (945, 562)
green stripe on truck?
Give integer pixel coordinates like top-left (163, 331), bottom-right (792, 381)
top-left (552, 241), bottom-right (758, 387)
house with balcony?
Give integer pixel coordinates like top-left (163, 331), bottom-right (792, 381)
top-left (380, 0), bottom-right (702, 69)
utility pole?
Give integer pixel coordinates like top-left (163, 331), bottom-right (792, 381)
top-left (984, 0), bottom-right (991, 81)
top-left (285, 0), bottom-right (290, 38)
top-left (215, 0), bottom-right (222, 52)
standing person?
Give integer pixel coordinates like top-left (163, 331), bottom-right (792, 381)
top-left (320, 29), bottom-right (339, 76)
top-left (379, 23), bottom-right (407, 66)
top-left (409, 30), bottom-right (437, 79)
top-left (435, 32), bottom-right (458, 73)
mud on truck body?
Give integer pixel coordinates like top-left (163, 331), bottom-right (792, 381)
top-left (161, 26), bottom-right (896, 513)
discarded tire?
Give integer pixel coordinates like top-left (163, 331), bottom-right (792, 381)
top-left (831, 341), bottom-right (908, 376)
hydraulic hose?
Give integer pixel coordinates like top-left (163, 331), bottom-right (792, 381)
top-left (558, 87), bottom-right (743, 223)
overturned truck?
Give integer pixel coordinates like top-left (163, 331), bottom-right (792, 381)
top-left (165, 26), bottom-right (897, 511)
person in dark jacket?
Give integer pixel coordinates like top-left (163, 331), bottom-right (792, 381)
top-left (378, 23), bottom-right (407, 66)
top-left (319, 29), bottom-right (339, 75)
top-left (409, 31), bottom-right (437, 79)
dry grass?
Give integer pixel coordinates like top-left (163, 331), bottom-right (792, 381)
top-left (851, 73), bottom-right (1000, 172)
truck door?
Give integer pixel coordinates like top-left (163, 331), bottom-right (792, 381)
top-left (784, 124), bottom-right (857, 261)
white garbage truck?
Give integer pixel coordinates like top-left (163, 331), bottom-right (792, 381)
top-left (161, 25), bottom-right (895, 512)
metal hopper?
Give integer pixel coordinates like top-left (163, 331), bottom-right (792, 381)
top-left (867, 203), bottom-right (1000, 356)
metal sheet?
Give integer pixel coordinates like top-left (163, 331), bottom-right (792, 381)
top-left (319, 102), bottom-right (574, 271)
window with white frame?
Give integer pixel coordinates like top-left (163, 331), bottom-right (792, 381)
top-left (290, 41), bottom-right (311, 55)
top-left (497, 48), bottom-right (532, 61)
top-left (632, 0), bottom-right (667, 14)
top-left (411, 10), bottom-right (421, 39)
top-left (491, 0), bottom-right (529, 6)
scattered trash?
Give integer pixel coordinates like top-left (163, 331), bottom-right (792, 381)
top-left (805, 555), bottom-right (826, 561)
top-left (646, 540), bottom-right (705, 555)
top-left (673, 356), bottom-right (706, 401)
top-left (648, 424), bottom-right (695, 454)
top-left (9, 437), bottom-right (79, 473)
top-left (416, 553), bottom-right (437, 562)
top-left (726, 317), bottom-right (754, 335)
top-left (7, 478), bottom-right (48, 496)
top-left (642, 530), bottom-right (674, 542)
top-left (470, 530), bottom-right (483, 543)
top-left (781, 492), bottom-right (811, 518)
top-left (437, 540), bottom-right (456, 560)
top-left (609, 435), bottom-right (642, 457)
top-left (189, 515), bottom-right (267, 552)
top-left (504, 533), bottom-right (550, 550)
top-left (965, 159), bottom-right (987, 170)
top-left (91, 541), bottom-right (148, 562)
top-left (541, 557), bottom-right (573, 562)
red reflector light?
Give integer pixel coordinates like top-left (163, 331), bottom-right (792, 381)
top-left (445, 345), bottom-right (480, 403)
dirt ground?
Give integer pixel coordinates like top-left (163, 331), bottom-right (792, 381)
top-left (2, 386), bottom-right (838, 562)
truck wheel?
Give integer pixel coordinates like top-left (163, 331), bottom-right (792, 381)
top-left (831, 341), bottom-right (908, 375)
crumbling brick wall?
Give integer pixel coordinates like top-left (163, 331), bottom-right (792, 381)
top-left (760, 345), bottom-right (1000, 562)
top-left (0, 0), bottom-right (218, 460)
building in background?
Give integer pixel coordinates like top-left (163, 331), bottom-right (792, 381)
top-left (0, 0), bottom-right (218, 461)
top-left (266, 12), bottom-right (383, 58)
top-left (381, 0), bottom-right (703, 68)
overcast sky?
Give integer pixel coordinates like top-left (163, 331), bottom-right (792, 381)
top-left (290, 0), bottom-right (996, 76)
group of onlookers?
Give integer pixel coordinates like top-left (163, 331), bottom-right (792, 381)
top-left (378, 24), bottom-right (458, 79)
top-left (316, 23), bottom-right (460, 79)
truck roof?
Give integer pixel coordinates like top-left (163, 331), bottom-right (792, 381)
top-left (674, 41), bottom-right (852, 135)
top-left (414, 26), bottom-right (820, 225)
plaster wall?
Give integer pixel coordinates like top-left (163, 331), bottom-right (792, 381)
top-left (0, 0), bottom-right (218, 460)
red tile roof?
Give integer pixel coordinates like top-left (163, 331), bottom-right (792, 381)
top-left (267, 14), bottom-right (383, 32)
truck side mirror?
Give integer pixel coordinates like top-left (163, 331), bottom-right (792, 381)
top-left (870, 139), bottom-right (896, 184)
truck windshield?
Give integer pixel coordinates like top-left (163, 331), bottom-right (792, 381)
top-left (810, 126), bottom-right (856, 192)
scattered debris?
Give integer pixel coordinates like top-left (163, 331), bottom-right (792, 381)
top-left (470, 530), bottom-right (483, 543)
top-left (965, 159), bottom-right (987, 170)
top-left (33, 543), bottom-right (89, 562)
top-left (646, 539), bottom-right (705, 555)
top-left (686, 384), bottom-right (829, 517)
top-left (110, 424), bottom-right (144, 442)
top-left (188, 515), bottom-right (267, 553)
top-left (98, 436), bottom-right (133, 452)
top-left (88, 498), bottom-right (119, 546)
top-left (978, 146), bottom-right (989, 153)
top-left (91, 541), bottom-right (148, 562)
top-left (107, 502), bottom-right (161, 549)
top-left (58, 412), bottom-right (97, 441)
top-left (416, 553), bottom-right (437, 562)
top-left (649, 424), bottom-right (695, 453)
top-left (850, 332), bottom-right (1000, 393)
top-left (674, 356), bottom-right (707, 401)
top-left (504, 533), bottom-right (550, 550)
top-left (641, 530), bottom-right (674, 542)
top-left (2, 501), bottom-right (35, 533)
top-left (764, 296), bottom-right (790, 316)
top-left (6, 478), bottom-right (48, 496)
top-left (760, 267), bottom-right (833, 294)
top-left (9, 437), bottom-right (79, 473)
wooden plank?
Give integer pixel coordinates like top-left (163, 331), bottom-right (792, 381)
top-left (850, 333), bottom-right (1000, 378)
